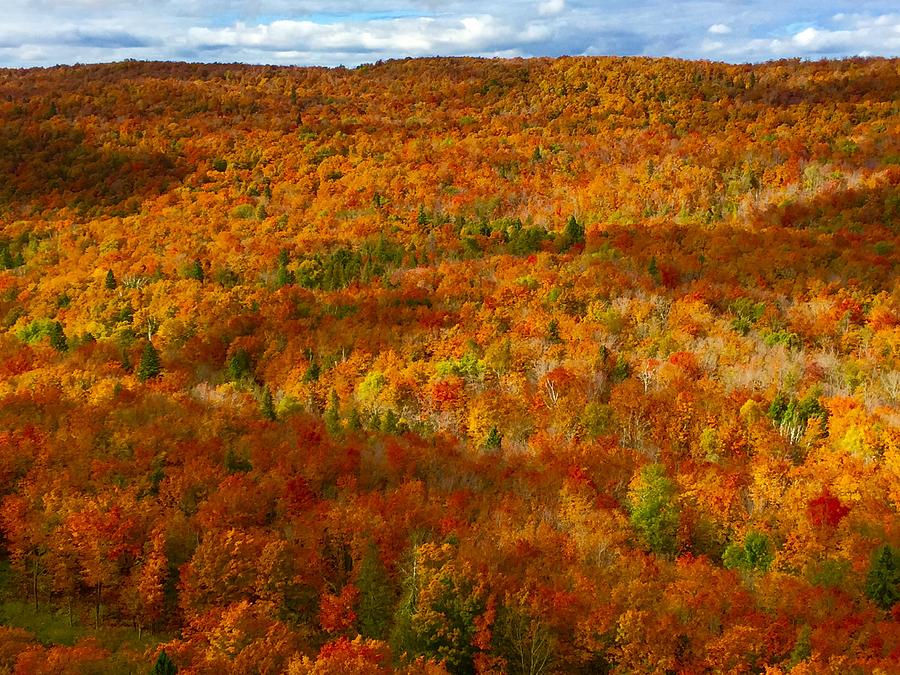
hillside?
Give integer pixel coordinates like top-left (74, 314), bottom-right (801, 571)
top-left (0, 57), bottom-right (899, 673)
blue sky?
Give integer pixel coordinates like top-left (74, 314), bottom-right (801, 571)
top-left (2, 1), bottom-right (899, 67)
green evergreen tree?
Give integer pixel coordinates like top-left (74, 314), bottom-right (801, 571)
top-left (260, 385), bottom-right (276, 421)
top-left (227, 349), bottom-right (252, 382)
top-left (324, 390), bottom-right (342, 434)
top-left (120, 347), bottom-right (133, 373)
top-left (346, 406), bottom-right (362, 431)
top-left (105, 269), bottom-right (117, 290)
top-left (138, 341), bottom-right (161, 382)
top-left (275, 263), bottom-right (294, 289)
top-left (49, 321), bottom-right (67, 352)
top-left (417, 205), bottom-right (430, 229)
top-left (546, 319), bottom-right (562, 344)
top-left (381, 409), bottom-right (400, 434)
top-left (560, 214), bottom-right (585, 251)
top-left (648, 256), bottom-right (661, 284)
top-left (357, 542), bottom-right (395, 640)
top-left (152, 650), bottom-right (177, 675)
top-left (484, 426), bottom-right (502, 451)
top-left (187, 259), bottom-right (204, 282)
top-left (865, 544), bottom-right (900, 610)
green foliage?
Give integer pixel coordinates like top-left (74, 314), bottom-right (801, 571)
top-left (0, 241), bottom-right (25, 269)
top-left (303, 359), bottom-right (320, 383)
top-left (559, 214), bottom-right (585, 251)
top-left (391, 547), bottom-right (485, 675)
top-left (730, 297), bottom-right (765, 335)
top-left (275, 262), bottom-right (294, 289)
top-left (546, 319), bottom-right (562, 344)
top-left (17, 318), bottom-right (53, 344)
top-left (105, 269), bottom-right (117, 290)
top-left (260, 385), bottom-right (276, 421)
top-left (723, 531), bottom-right (774, 573)
top-left (224, 448), bottom-right (253, 474)
top-left (138, 341), bottom-right (161, 382)
top-left (629, 464), bottom-right (680, 557)
top-left (357, 543), bottom-right (395, 640)
top-left (506, 222), bottom-right (547, 256)
top-left (185, 259), bottom-right (204, 282)
top-left (436, 351), bottom-right (485, 382)
top-left (152, 651), bottom-right (178, 675)
top-left (787, 624), bottom-right (812, 669)
top-left (647, 256), bottom-right (660, 284)
top-left (768, 390), bottom-right (828, 444)
top-left (211, 158), bottom-right (227, 172)
top-left (581, 402), bottom-right (614, 437)
top-left (49, 321), bottom-right (68, 352)
top-left (296, 237), bottom-right (405, 291)
top-left (610, 355), bottom-right (630, 383)
top-left (324, 390), bottom-right (342, 434)
top-left (483, 426), bottom-right (502, 451)
top-left (865, 544), bottom-right (900, 610)
top-left (762, 329), bottom-right (801, 350)
top-left (229, 203), bottom-right (255, 219)
top-left (227, 349), bottom-right (252, 382)
top-left (807, 558), bottom-right (850, 589)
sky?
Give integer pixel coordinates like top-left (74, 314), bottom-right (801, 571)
top-left (1, 1), bottom-right (899, 68)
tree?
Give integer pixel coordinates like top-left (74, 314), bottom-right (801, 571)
top-left (325, 390), bottom-right (342, 434)
top-left (152, 650), bottom-right (178, 675)
top-left (723, 531), bottom-right (774, 573)
top-left (357, 543), bottom-right (394, 640)
top-left (865, 544), bottom-right (899, 610)
top-left (391, 543), bottom-right (486, 674)
top-left (628, 464), bottom-right (679, 557)
top-left (105, 269), bottom-right (117, 290)
top-left (49, 321), bottom-right (67, 352)
top-left (560, 215), bottom-right (584, 251)
top-left (260, 385), bottom-right (277, 421)
top-left (138, 341), bottom-right (161, 381)
top-left (187, 259), bottom-right (204, 282)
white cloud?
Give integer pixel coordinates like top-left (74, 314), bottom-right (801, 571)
top-left (538, 0), bottom-right (565, 17)
top-left (701, 12), bottom-right (900, 60)
top-left (2, 2), bottom-right (900, 67)
top-left (187, 14), bottom-right (549, 56)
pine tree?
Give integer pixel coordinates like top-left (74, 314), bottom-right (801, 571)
top-left (866, 544), bottom-right (900, 610)
top-left (648, 256), bottom-right (661, 284)
top-left (187, 259), bottom-right (204, 282)
top-left (357, 542), bottom-right (394, 640)
top-left (560, 214), bottom-right (585, 251)
top-left (260, 385), bottom-right (276, 421)
top-left (324, 390), bottom-right (342, 434)
top-left (152, 651), bottom-right (177, 675)
top-left (484, 426), bottom-right (502, 451)
top-left (105, 269), bottom-right (117, 290)
top-left (138, 341), bottom-right (161, 382)
top-left (49, 321), bottom-right (67, 352)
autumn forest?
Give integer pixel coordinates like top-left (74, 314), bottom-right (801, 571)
top-left (0, 56), bottom-right (899, 673)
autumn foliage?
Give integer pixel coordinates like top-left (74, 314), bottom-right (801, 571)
top-left (0, 56), bottom-right (899, 673)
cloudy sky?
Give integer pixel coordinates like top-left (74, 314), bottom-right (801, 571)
top-left (2, 1), bottom-right (899, 68)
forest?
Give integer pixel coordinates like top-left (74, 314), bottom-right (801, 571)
top-left (0, 56), bottom-right (898, 673)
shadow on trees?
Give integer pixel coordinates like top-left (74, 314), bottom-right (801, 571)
top-left (0, 117), bottom-right (188, 215)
